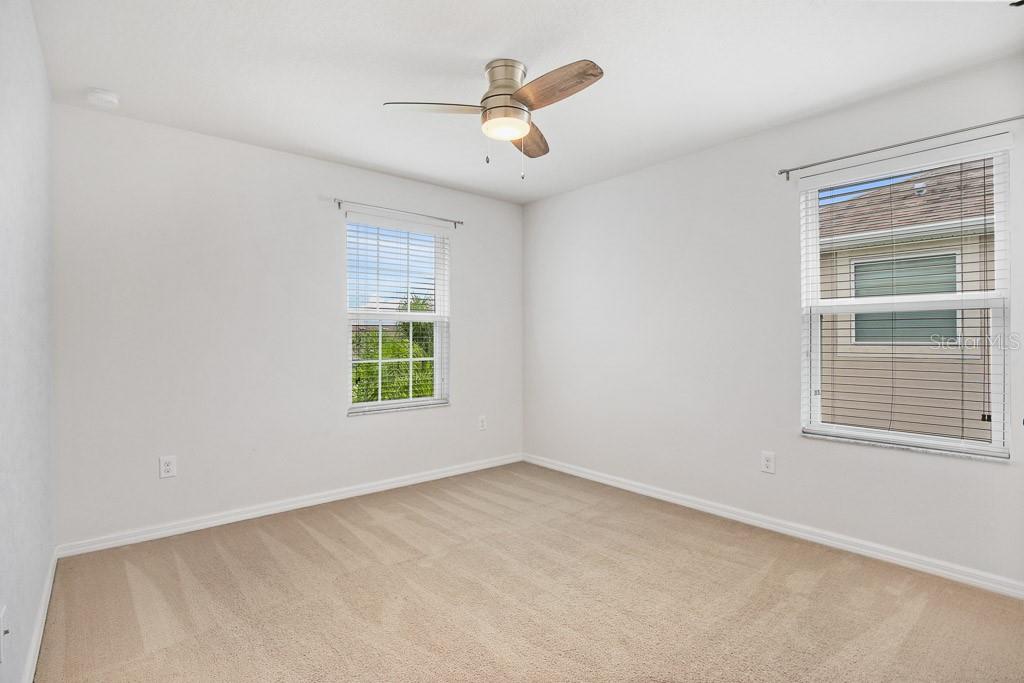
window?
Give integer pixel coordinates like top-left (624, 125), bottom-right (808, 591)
top-left (801, 148), bottom-right (1009, 457)
top-left (852, 254), bottom-right (958, 343)
top-left (346, 213), bottom-right (450, 414)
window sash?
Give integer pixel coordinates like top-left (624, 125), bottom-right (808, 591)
top-left (346, 223), bottom-right (450, 317)
top-left (804, 305), bottom-right (1008, 458)
top-left (349, 318), bottom-right (445, 405)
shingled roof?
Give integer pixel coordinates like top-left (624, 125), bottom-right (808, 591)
top-left (818, 157), bottom-right (994, 239)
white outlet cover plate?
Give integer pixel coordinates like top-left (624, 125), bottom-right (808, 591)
top-left (159, 456), bottom-right (177, 478)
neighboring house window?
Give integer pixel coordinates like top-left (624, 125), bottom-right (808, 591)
top-left (852, 254), bottom-right (958, 343)
top-left (346, 216), bottom-right (450, 414)
top-left (801, 150), bottom-right (1009, 457)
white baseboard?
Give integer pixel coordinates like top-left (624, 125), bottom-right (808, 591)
top-left (523, 453), bottom-right (1024, 600)
top-left (55, 453), bottom-right (523, 558)
top-left (52, 450), bottom-right (1024, 601)
top-left (24, 549), bottom-right (57, 683)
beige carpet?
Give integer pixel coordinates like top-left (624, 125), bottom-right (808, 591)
top-left (36, 463), bottom-right (1024, 682)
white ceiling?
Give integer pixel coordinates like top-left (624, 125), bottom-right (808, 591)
top-left (33, 0), bottom-right (1024, 203)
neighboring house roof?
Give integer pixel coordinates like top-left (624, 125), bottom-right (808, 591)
top-left (819, 157), bottom-right (994, 239)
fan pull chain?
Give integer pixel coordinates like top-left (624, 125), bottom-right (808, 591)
top-left (485, 137), bottom-right (491, 165)
top-left (520, 138), bottom-right (526, 180)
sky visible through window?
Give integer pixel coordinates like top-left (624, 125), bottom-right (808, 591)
top-left (347, 224), bottom-right (437, 312)
top-left (818, 174), bottom-right (915, 206)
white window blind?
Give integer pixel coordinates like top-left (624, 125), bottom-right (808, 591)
top-left (346, 212), bottom-right (450, 414)
top-left (800, 148), bottom-right (1009, 457)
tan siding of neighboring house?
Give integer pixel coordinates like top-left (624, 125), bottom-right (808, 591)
top-left (818, 313), bottom-right (991, 441)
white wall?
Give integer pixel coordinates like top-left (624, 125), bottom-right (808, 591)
top-left (53, 106), bottom-right (523, 547)
top-left (0, 0), bottom-right (54, 680)
top-left (524, 55), bottom-right (1024, 586)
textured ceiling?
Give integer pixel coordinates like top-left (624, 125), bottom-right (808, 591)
top-left (32, 0), bottom-right (1024, 203)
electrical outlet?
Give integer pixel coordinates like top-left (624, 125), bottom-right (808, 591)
top-left (478, 415), bottom-right (487, 431)
top-left (1, 605), bottom-right (8, 664)
top-left (760, 451), bottom-right (776, 475)
top-left (159, 456), bottom-right (177, 479)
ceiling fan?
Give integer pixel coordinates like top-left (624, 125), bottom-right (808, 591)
top-left (384, 58), bottom-right (604, 159)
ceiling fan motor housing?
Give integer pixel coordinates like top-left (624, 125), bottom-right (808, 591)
top-left (382, 56), bottom-right (601, 155)
top-left (481, 58), bottom-right (531, 132)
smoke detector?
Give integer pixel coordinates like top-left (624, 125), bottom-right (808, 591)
top-left (85, 88), bottom-right (120, 109)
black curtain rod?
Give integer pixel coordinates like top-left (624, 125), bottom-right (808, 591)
top-left (777, 114), bottom-right (1024, 180)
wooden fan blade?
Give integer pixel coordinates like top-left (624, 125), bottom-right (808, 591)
top-left (512, 60), bottom-right (603, 110)
top-left (512, 123), bottom-right (549, 158)
top-left (383, 102), bottom-right (482, 115)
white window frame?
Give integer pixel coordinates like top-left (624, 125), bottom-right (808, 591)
top-left (800, 138), bottom-right (1010, 459)
top-left (344, 208), bottom-right (452, 416)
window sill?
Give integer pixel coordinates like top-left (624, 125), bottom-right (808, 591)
top-left (801, 428), bottom-right (1010, 462)
top-left (348, 399), bottom-right (449, 416)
